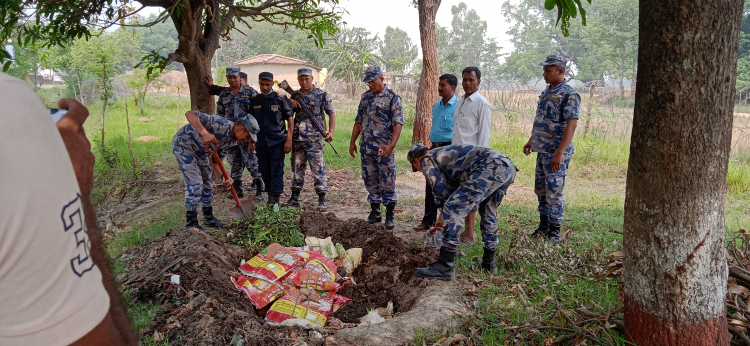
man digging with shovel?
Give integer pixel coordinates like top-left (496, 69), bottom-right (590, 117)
top-left (408, 144), bottom-right (516, 280)
top-left (172, 110), bottom-right (260, 233)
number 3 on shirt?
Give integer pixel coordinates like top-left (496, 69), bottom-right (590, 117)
top-left (61, 194), bottom-right (95, 277)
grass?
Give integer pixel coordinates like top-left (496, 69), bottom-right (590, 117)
top-left (40, 89), bottom-right (750, 344)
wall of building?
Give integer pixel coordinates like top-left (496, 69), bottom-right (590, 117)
top-left (238, 63), bottom-right (320, 91)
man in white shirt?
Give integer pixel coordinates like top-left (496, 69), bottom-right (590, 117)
top-left (0, 72), bottom-right (136, 345)
top-left (451, 66), bottom-right (493, 245)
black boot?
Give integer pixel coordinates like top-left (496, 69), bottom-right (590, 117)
top-left (367, 203), bottom-right (382, 224)
top-left (547, 223), bottom-right (562, 244)
top-left (254, 179), bottom-right (266, 202)
top-left (202, 206), bottom-right (225, 229)
top-left (268, 193), bottom-right (280, 205)
top-left (415, 247), bottom-right (456, 281)
top-left (185, 211), bottom-right (207, 233)
top-left (228, 179), bottom-right (244, 198)
top-left (481, 248), bottom-right (497, 275)
top-left (245, 179), bottom-right (257, 191)
top-left (529, 214), bottom-right (550, 238)
top-left (317, 193), bottom-right (327, 212)
top-left (384, 204), bottom-right (395, 230)
top-left (282, 190), bottom-right (301, 207)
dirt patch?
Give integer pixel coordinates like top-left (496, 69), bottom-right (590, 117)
top-left (121, 228), bottom-right (313, 346)
top-left (137, 135), bottom-right (160, 142)
top-left (298, 212), bottom-right (438, 323)
top-left (139, 117), bottom-right (156, 122)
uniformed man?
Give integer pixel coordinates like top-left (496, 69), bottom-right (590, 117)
top-left (172, 111), bottom-right (259, 232)
top-left (214, 67), bottom-right (266, 201)
top-left (523, 55), bottom-right (579, 243)
top-left (282, 67), bottom-right (336, 212)
top-left (349, 66), bottom-right (403, 230)
top-left (248, 72), bottom-right (295, 206)
top-left (408, 144), bottom-right (516, 280)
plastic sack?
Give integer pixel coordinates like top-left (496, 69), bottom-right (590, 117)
top-left (335, 243), bottom-right (347, 259)
top-left (304, 251), bottom-right (337, 281)
top-left (346, 248), bottom-right (362, 269)
top-left (265, 287), bottom-right (331, 328)
top-left (230, 275), bottom-right (285, 309)
top-left (287, 269), bottom-right (343, 291)
top-left (305, 236), bottom-right (337, 259)
top-left (424, 231), bottom-right (443, 248)
top-left (239, 243), bottom-right (301, 282)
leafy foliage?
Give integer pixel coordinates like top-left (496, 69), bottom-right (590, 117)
top-left (323, 26), bottom-right (383, 85)
top-left (380, 26), bottom-right (418, 74)
top-left (228, 205), bottom-right (305, 253)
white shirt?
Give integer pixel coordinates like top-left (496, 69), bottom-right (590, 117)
top-left (0, 72), bottom-right (110, 345)
top-left (451, 91), bottom-right (492, 146)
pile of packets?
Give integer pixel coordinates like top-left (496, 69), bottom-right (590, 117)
top-left (230, 237), bottom-right (362, 329)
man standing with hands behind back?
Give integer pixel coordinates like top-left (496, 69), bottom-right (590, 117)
top-left (414, 73), bottom-right (458, 231)
top-left (451, 66), bottom-right (493, 245)
top-left (350, 66), bottom-right (403, 230)
top-left (524, 55), bottom-right (579, 243)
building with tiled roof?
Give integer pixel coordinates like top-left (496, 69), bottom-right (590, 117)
top-left (235, 54), bottom-right (323, 89)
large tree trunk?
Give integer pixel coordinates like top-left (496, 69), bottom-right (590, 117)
top-left (413, 0), bottom-right (441, 146)
top-left (184, 55), bottom-right (216, 112)
top-left (622, 0), bottom-right (743, 344)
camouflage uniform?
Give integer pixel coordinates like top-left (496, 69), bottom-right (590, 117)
top-left (291, 86), bottom-right (334, 193)
top-left (216, 84), bottom-right (261, 181)
top-left (530, 79), bottom-right (580, 224)
top-left (355, 86), bottom-right (403, 204)
top-left (421, 144), bottom-right (516, 251)
top-left (172, 112), bottom-right (236, 211)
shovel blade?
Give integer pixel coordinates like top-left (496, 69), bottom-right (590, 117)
top-left (229, 199), bottom-right (256, 220)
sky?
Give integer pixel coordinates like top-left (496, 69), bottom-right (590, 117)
top-left (339, 0), bottom-right (516, 59)
top-left (136, 0), bottom-right (517, 61)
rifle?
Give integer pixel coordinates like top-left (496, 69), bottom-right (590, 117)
top-left (278, 80), bottom-right (341, 158)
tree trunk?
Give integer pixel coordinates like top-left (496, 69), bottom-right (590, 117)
top-left (619, 47), bottom-right (625, 99)
top-left (125, 103), bottom-right (137, 176)
top-left (413, 0), bottom-right (441, 146)
top-left (184, 53), bottom-right (216, 113)
top-left (622, 0), bottom-right (742, 344)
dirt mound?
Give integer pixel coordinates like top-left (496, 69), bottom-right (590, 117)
top-left (121, 228), bottom-right (311, 346)
top-left (299, 212), bottom-right (438, 323)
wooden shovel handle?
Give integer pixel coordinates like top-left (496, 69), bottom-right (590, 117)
top-left (204, 145), bottom-right (242, 207)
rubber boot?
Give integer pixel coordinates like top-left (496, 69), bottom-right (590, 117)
top-left (254, 179), bottom-right (266, 202)
top-left (384, 204), bottom-right (396, 230)
top-left (228, 179), bottom-right (244, 199)
top-left (547, 223), bottom-right (562, 244)
top-left (185, 211), bottom-right (207, 233)
top-left (318, 193), bottom-right (327, 212)
top-left (367, 203), bottom-right (382, 224)
top-left (529, 214), bottom-right (550, 239)
top-left (282, 190), bottom-right (301, 207)
top-left (245, 180), bottom-right (257, 191)
top-left (415, 247), bottom-right (456, 281)
top-left (202, 206), bottom-right (225, 229)
top-left (268, 193), bottom-right (281, 205)
top-left (481, 248), bottom-right (497, 275)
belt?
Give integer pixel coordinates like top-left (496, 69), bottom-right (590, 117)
top-left (431, 141), bottom-right (451, 148)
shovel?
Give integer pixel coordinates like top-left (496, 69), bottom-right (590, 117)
top-left (205, 145), bottom-right (255, 219)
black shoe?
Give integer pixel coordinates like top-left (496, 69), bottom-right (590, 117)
top-left (367, 203), bottom-right (382, 224)
top-left (415, 247), bottom-right (456, 281)
top-left (317, 193), bottom-right (327, 212)
top-left (529, 214), bottom-right (550, 238)
top-left (228, 179), bottom-right (244, 199)
top-left (481, 248), bottom-right (497, 275)
top-left (186, 211), bottom-right (208, 233)
top-left (268, 193), bottom-right (280, 205)
top-left (202, 206), bottom-right (225, 229)
top-left (282, 190), bottom-right (301, 207)
top-left (245, 184), bottom-right (257, 191)
top-left (547, 223), bottom-right (563, 243)
top-left (384, 204), bottom-right (395, 230)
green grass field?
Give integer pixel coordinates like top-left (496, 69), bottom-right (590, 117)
top-left (37, 87), bottom-right (750, 345)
